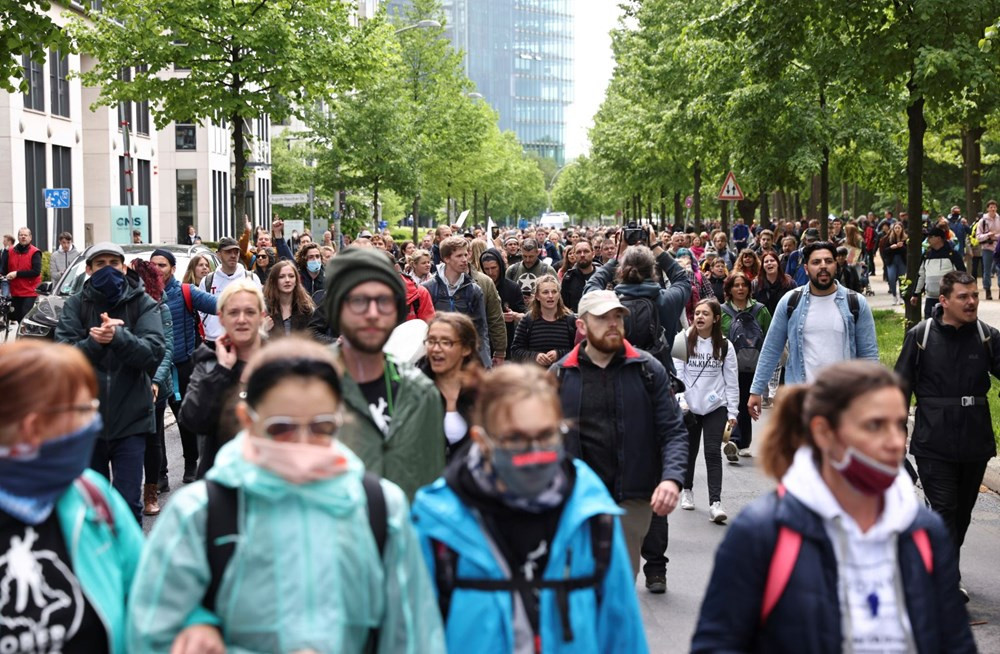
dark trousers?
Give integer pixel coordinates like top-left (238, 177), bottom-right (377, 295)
top-left (163, 358), bottom-right (198, 477)
top-left (91, 435), bottom-right (146, 523)
top-left (641, 513), bottom-right (669, 577)
top-left (972, 256), bottom-right (983, 280)
top-left (923, 297), bottom-right (939, 319)
top-left (683, 406), bottom-right (727, 503)
top-left (915, 456), bottom-right (988, 568)
top-left (10, 296), bottom-right (35, 323)
top-left (147, 398), bottom-right (166, 484)
top-left (734, 371), bottom-right (754, 449)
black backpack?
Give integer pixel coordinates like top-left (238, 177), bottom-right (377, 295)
top-left (721, 303), bottom-right (765, 373)
top-left (617, 293), bottom-right (670, 366)
top-left (203, 473), bottom-right (387, 651)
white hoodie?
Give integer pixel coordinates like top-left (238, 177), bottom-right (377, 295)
top-left (782, 447), bottom-right (919, 653)
top-left (199, 263), bottom-right (261, 341)
top-left (673, 332), bottom-right (739, 420)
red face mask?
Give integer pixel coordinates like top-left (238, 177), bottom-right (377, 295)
top-left (830, 446), bottom-right (900, 496)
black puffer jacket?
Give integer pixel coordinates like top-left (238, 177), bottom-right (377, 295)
top-left (178, 344), bottom-right (247, 477)
top-left (894, 306), bottom-right (1000, 462)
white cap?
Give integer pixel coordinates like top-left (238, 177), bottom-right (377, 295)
top-left (577, 290), bottom-right (630, 318)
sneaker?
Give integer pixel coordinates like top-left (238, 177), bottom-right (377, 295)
top-left (723, 441), bottom-right (739, 463)
top-left (183, 460), bottom-right (198, 484)
top-left (959, 585), bottom-right (970, 603)
top-left (738, 448), bottom-right (752, 458)
top-left (680, 489), bottom-right (695, 511)
top-left (645, 574), bottom-right (667, 594)
top-left (987, 289), bottom-right (993, 301)
top-left (708, 502), bottom-right (728, 524)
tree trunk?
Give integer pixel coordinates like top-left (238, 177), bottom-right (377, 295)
top-left (694, 160), bottom-right (703, 232)
top-left (231, 114), bottom-right (247, 237)
top-left (372, 179), bottom-right (380, 228)
top-left (473, 189), bottom-right (478, 223)
top-left (820, 145), bottom-right (830, 240)
top-left (840, 179), bottom-right (848, 215)
top-left (774, 191), bottom-right (784, 221)
top-left (673, 191), bottom-right (682, 231)
top-left (462, 189), bottom-right (467, 211)
top-left (412, 194), bottom-right (421, 241)
top-left (721, 200), bottom-right (729, 235)
top-left (794, 193), bottom-right (803, 223)
top-left (483, 193), bottom-right (490, 220)
top-left (905, 89), bottom-right (927, 328)
top-left (852, 183), bottom-right (858, 218)
top-left (760, 188), bottom-right (770, 227)
top-left (963, 125), bottom-right (985, 221)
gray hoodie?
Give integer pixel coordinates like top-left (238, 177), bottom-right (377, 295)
top-left (49, 245), bottom-right (79, 281)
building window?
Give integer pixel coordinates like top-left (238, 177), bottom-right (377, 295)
top-left (136, 159), bottom-right (151, 216)
top-left (134, 64), bottom-right (150, 135)
top-left (51, 145), bottom-right (72, 237)
top-left (25, 141), bottom-right (47, 250)
top-left (212, 170), bottom-right (230, 239)
top-left (176, 170), bottom-right (197, 242)
top-left (22, 55), bottom-right (45, 111)
top-left (175, 123), bottom-right (196, 150)
top-left (49, 49), bottom-right (70, 118)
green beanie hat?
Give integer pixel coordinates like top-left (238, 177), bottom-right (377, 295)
top-left (322, 248), bottom-right (407, 335)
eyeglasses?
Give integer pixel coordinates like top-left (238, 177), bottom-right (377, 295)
top-left (483, 423), bottom-right (567, 452)
top-left (424, 337), bottom-right (457, 350)
top-left (344, 294), bottom-right (396, 315)
top-left (51, 399), bottom-right (100, 415)
top-left (246, 407), bottom-right (342, 442)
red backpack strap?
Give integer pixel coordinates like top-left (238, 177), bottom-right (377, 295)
top-left (74, 476), bottom-right (116, 535)
top-left (911, 528), bottom-right (933, 574)
top-left (182, 283), bottom-right (205, 340)
top-left (761, 484), bottom-right (801, 624)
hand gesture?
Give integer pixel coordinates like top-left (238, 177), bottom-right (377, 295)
top-left (272, 218), bottom-right (284, 238)
top-left (616, 231), bottom-right (626, 258)
top-left (216, 335), bottom-right (238, 370)
top-left (262, 314), bottom-right (274, 333)
top-left (170, 625), bottom-right (225, 654)
top-left (747, 394), bottom-right (762, 421)
top-left (244, 215), bottom-right (252, 232)
top-left (90, 312), bottom-right (124, 345)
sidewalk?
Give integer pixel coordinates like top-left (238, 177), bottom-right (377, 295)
top-left (864, 262), bottom-right (1000, 494)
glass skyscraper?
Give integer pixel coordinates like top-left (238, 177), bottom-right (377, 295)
top-left (387, 0), bottom-right (573, 164)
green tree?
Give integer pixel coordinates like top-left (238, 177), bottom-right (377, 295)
top-left (1, 1), bottom-right (73, 93)
top-left (69, 0), bottom-right (379, 232)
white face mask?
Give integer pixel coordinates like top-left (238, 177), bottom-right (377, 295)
top-left (242, 435), bottom-right (350, 484)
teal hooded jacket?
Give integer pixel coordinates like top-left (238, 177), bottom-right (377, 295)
top-left (127, 433), bottom-right (445, 653)
top-left (411, 459), bottom-right (649, 654)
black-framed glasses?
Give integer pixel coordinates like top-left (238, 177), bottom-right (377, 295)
top-left (344, 294), bottom-right (396, 315)
top-left (483, 422), bottom-right (568, 452)
top-left (246, 407), bottom-right (342, 442)
top-left (424, 337), bottom-right (457, 350)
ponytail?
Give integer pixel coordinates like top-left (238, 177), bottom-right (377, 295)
top-left (759, 385), bottom-right (811, 480)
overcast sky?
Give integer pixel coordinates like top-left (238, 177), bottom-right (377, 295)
top-left (565, 2), bottom-right (623, 160)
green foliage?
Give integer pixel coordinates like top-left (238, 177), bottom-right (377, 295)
top-left (41, 251), bottom-right (51, 283)
top-left (551, 156), bottom-right (615, 220)
top-left (0, 1), bottom-right (73, 94)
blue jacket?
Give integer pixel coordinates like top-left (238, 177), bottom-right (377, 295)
top-left (692, 490), bottom-right (975, 654)
top-left (749, 282), bottom-right (879, 393)
top-left (411, 460), bottom-right (648, 654)
top-left (423, 266), bottom-right (491, 367)
top-left (55, 471), bottom-right (145, 654)
top-left (551, 341), bottom-right (688, 501)
top-left (162, 276), bottom-right (217, 363)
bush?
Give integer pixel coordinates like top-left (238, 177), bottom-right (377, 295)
top-left (41, 250), bottom-right (51, 282)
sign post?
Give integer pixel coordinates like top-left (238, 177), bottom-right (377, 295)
top-left (717, 171), bottom-right (744, 232)
top-left (44, 189), bottom-right (70, 249)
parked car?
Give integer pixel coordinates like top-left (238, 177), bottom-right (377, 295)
top-left (17, 243), bottom-right (218, 340)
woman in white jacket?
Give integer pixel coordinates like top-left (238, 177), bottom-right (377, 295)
top-left (674, 298), bottom-right (739, 524)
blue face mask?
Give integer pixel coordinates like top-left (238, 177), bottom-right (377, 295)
top-left (307, 259), bottom-right (322, 274)
top-left (0, 414), bottom-right (103, 524)
top-left (89, 265), bottom-right (127, 304)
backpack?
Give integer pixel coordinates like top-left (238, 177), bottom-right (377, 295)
top-left (431, 513), bottom-right (615, 644)
top-left (203, 473), bottom-right (387, 650)
top-left (181, 282), bottom-right (205, 344)
top-left (761, 486), bottom-right (933, 623)
top-left (617, 293), bottom-right (670, 368)
top-left (914, 318), bottom-right (992, 370)
top-left (720, 303), bottom-right (765, 373)
top-left (970, 219), bottom-right (981, 248)
top-left (785, 287), bottom-right (860, 322)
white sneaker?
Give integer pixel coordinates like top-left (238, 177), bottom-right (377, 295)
top-left (708, 502), bottom-right (728, 524)
top-left (738, 448), bottom-right (752, 458)
top-left (680, 489), bottom-right (695, 511)
top-left (723, 441), bottom-right (739, 463)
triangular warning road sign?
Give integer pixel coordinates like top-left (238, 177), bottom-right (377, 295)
top-left (717, 171), bottom-right (744, 201)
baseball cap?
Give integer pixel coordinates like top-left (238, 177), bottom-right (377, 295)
top-left (85, 241), bottom-right (125, 264)
top-left (358, 230), bottom-right (373, 239)
top-left (217, 237), bottom-right (240, 252)
top-left (578, 290), bottom-right (630, 318)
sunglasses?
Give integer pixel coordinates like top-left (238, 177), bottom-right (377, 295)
top-left (246, 407), bottom-right (342, 441)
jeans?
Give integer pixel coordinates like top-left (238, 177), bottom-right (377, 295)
top-left (682, 406), bottom-right (727, 504)
top-left (641, 514), bottom-right (669, 578)
top-left (886, 258), bottom-right (905, 298)
top-left (982, 249), bottom-right (995, 290)
top-left (618, 498), bottom-right (653, 578)
top-left (915, 457), bottom-right (988, 568)
top-left (734, 371), bottom-right (754, 449)
top-left (91, 435), bottom-right (146, 523)
top-left (165, 358), bottom-right (198, 478)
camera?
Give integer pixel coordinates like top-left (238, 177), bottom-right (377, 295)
top-left (623, 222), bottom-right (649, 246)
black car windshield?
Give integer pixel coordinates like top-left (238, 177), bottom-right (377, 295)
top-left (56, 249), bottom-right (218, 296)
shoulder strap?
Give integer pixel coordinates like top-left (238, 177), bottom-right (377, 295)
top-left (204, 480), bottom-right (239, 613)
top-left (847, 290), bottom-right (860, 322)
top-left (785, 288), bottom-right (803, 320)
top-left (182, 283), bottom-right (194, 314)
top-left (363, 472), bottom-right (387, 558)
top-left (761, 485), bottom-right (802, 624)
top-left (911, 528), bottom-right (933, 574)
top-left (432, 539), bottom-right (460, 622)
top-left (748, 302), bottom-right (764, 318)
top-left (917, 319), bottom-right (933, 351)
top-left (977, 320), bottom-right (992, 360)
top-left (74, 476), bottom-right (115, 535)
top-left (206, 272), bottom-right (215, 293)
top-left (638, 360), bottom-right (657, 397)
top-left (720, 303), bottom-right (737, 320)
top-left (590, 513), bottom-right (615, 606)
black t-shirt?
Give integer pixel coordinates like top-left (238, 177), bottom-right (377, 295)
top-left (0, 509), bottom-right (109, 653)
top-left (576, 347), bottom-right (627, 494)
top-left (358, 374), bottom-right (400, 436)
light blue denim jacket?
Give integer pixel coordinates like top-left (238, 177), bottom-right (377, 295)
top-left (749, 282), bottom-right (879, 394)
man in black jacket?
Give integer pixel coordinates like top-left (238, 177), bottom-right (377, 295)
top-left (560, 239), bottom-right (597, 312)
top-left (551, 290), bottom-right (687, 589)
top-left (894, 271), bottom-right (1000, 601)
top-left (54, 242), bottom-right (166, 522)
top-left (479, 248), bottom-right (525, 359)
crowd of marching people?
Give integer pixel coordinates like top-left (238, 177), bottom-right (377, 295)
top-left (1, 207), bottom-right (995, 653)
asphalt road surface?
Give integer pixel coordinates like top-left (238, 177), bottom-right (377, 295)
top-left (153, 405), bottom-right (1000, 653)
